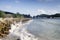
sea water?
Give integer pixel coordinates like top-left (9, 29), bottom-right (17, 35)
top-left (1, 18), bottom-right (60, 40)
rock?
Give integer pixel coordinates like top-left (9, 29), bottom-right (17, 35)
top-left (17, 38), bottom-right (20, 40)
top-left (0, 18), bottom-right (30, 38)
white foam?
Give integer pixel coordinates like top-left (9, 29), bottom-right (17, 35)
top-left (9, 20), bottom-right (39, 40)
top-left (1, 20), bottom-right (38, 40)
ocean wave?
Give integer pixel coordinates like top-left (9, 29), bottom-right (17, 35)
top-left (1, 19), bottom-right (38, 40)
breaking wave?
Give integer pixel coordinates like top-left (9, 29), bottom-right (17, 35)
top-left (1, 20), bottom-right (38, 40)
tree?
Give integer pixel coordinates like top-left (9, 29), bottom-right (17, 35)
top-left (15, 12), bottom-right (24, 18)
top-left (0, 11), bottom-right (6, 18)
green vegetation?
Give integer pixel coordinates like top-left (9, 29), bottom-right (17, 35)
top-left (0, 10), bottom-right (31, 38)
top-left (0, 11), bottom-right (6, 18)
top-left (0, 10), bottom-right (24, 18)
top-left (13, 12), bottom-right (23, 18)
top-left (0, 10), bottom-right (32, 18)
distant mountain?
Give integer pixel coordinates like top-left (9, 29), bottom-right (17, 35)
top-left (33, 13), bottom-right (60, 18)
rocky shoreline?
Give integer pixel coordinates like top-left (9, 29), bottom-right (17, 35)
top-left (0, 18), bottom-right (30, 38)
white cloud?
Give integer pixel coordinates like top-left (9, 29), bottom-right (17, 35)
top-left (5, 5), bottom-right (12, 9)
top-left (23, 9), bottom-right (59, 16)
top-left (57, 5), bottom-right (60, 8)
top-left (20, 9), bottom-right (60, 16)
top-left (37, 9), bottom-right (46, 14)
top-left (37, 9), bottom-right (59, 15)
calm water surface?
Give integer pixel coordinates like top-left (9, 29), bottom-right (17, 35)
top-left (26, 19), bottom-right (60, 40)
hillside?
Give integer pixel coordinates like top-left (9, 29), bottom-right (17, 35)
top-left (0, 10), bottom-right (32, 18)
top-left (33, 13), bottom-right (60, 18)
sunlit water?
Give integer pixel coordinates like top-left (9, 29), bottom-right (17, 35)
top-left (1, 18), bottom-right (60, 40)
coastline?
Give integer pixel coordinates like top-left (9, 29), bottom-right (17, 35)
top-left (0, 18), bottom-right (31, 38)
top-left (1, 19), bottom-right (38, 40)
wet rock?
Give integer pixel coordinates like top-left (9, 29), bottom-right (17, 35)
top-left (0, 18), bottom-right (30, 38)
top-left (17, 38), bottom-right (20, 40)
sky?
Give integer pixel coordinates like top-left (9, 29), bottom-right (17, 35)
top-left (0, 0), bottom-right (60, 16)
